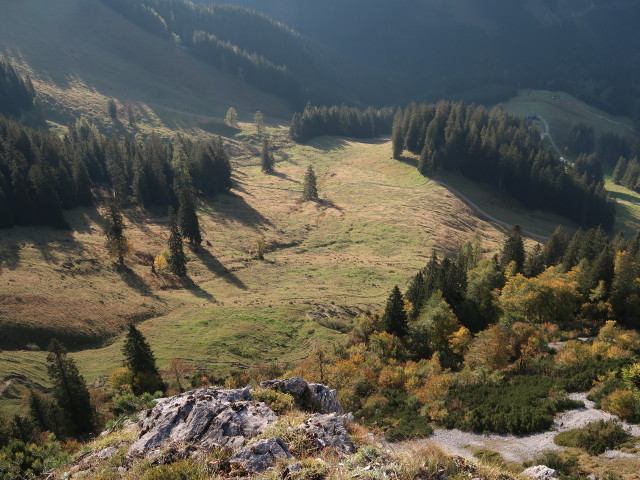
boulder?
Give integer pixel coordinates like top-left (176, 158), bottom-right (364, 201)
top-left (298, 413), bottom-right (356, 454)
top-left (128, 387), bottom-right (277, 457)
top-left (522, 465), bottom-right (559, 480)
top-left (309, 383), bottom-right (343, 414)
top-left (260, 377), bottom-right (343, 414)
top-left (229, 437), bottom-right (292, 473)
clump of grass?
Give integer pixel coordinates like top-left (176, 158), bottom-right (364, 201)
top-left (251, 387), bottom-right (296, 415)
top-left (554, 420), bottom-right (631, 455)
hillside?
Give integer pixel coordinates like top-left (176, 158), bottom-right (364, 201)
top-left (0, 0), bottom-right (291, 136)
top-left (0, 125), bottom-right (511, 414)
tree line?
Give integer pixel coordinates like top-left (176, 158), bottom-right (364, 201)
top-left (0, 57), bottom-right (43, 126)
top-left (392, 102), bottom-right (615, 230)
top-left (0, 115), bottom-right (232, 229)
top-left (290, 104), bottom-right (393, 143)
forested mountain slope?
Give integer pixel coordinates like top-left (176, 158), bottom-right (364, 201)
top-left (220, 0), bottom-right (640, 121)
top-left (0, 0), bottom-right (291, 134)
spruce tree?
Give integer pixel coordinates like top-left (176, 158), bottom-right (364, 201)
top-left (391, 108), bottom-right (404, 159)
top-left (176, 180), bottom-right (202, 246)
top-left (303, 165), bottom-right (318, 201)
top-left (254, 110), bottom-right (265, 136)
top-left (122, 324), bottom-right (164, 395)
top-left (167, 208), bottom-right (187, 277)
top-left (261, 138), bottom-right (275, 173)
top-left (104, 199), bottom-right (128, 266)
top-left (501, 225), bottom-right (525, 272)
top-left (225, 107), bottom-right (238, 127)
top-left (382, 286), bottom-right (408, 337)
top-left (46, 339), bottom-right (95, 436)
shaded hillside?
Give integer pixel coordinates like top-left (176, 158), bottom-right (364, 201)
top-left (221, 0), bottom-right (640, 120)
top-left (0, 0), bottom-right (291, 135)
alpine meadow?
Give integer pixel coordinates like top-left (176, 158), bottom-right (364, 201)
top-left (2, 1), bottom-right (640, 479)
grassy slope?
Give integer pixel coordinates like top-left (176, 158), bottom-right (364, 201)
top-left (0, 126), bottom-right (508, 414)
top-left (0, 0), bottom-right (291, 136)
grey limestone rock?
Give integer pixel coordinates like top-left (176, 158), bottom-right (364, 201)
top-left (128, 387), bottom-right (277, 457)
top-left (522, 465), bottom-right (559, 480)
top-left (298, 413), bottom-right (356, 454)
top-left (229, 437), bottom-right (292, 473)
top-left (260, 377), bottom-right (343, 414)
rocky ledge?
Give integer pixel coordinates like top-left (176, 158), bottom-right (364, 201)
top-left (125, 378), bottom-right (353, 474)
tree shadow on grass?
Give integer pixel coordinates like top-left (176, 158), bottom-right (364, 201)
top-left (394, 155), bottom-right (418, 168)
top-left (195, 248), bottom-right (248, 291)
top-left (116, 264), bottom-right (161, 300)
top-left (179, 276), bottom-right (216, 302)
top-left (271, 170), bottom-right (301, 185)
top-left (200, 192), bottom-right (273, 229)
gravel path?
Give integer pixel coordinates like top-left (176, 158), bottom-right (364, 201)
top-left (412, 393), bottom-right (640, 463)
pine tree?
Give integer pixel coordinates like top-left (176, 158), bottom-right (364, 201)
top-left (122, 324), bottom-right (164, 395)
top-left (71, 153), bottom-right (93, 206)
top-left (391, 108), bottom-right (404, 159)
top-left (303, 165), bottom-right (318, 201)
top-left (225, 107), bottom-right (238, 127)
top-left (103, 199), bottom-right (129, 266)
top-left (254, 110), bottom-right (265, 136)
top-left (167, 208), bottom-right (187, 277)
top-left (523, 243), bottom-right (545, 277)
top-left (107, 99), bottom-right (118, 120)
top-left (382, 286), bottom-right (408, 337)
top-left (176, 178), bottom-right (202, 246)
top-left (501, 225), bottom-right (525, 272)
top-left (543, 226), bottom-right (569, 267)
top-left (46, 339), bottom-right (95, 436)
top-left (261, 138), bottom-right (275, 173)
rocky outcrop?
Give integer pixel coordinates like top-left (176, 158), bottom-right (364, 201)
top-left (229, 437), bottom-right (292, 473)
top-left (128, 387), bottom-right (277, 457)
top-left (309, 383), bottom-right (343, 414)
top-left (522, 465), bottom-right (559, 480)
top-left (299, 413), bottom-right (356, 454)
top-left (260, 377), bottom-right (342, 414)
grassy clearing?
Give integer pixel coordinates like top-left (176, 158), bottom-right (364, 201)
top-left (0, 126), bottom-right (508, 415)
top-left (501, 89), bottom-right (636, 150)
top-left (436, 170), bottom-right (577, 239)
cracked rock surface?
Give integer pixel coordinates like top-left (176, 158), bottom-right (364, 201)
top-left (128, 386), bottom-right (277, 457)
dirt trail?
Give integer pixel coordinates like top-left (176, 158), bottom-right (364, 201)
top-left (408, 393), bottom-right (640, 463)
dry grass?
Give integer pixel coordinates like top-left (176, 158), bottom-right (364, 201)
top-left (0, 126), bottom-right (510, 415)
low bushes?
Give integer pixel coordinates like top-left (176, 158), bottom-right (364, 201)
top-left (442, 376), bottom-right (582, 434)
top-left (554, 420), bottom-right (631, 455)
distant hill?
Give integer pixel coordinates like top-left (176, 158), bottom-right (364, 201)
top-left (0, 0), bottom-right (292, 134)
top-left (217, 0), bottom-right (640, 123)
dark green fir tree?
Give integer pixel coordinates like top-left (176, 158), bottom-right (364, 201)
top-left (168, 208), bottom-right (187, 277)
top-left (303, 165), bottom-right (318, 201)
top-left (382, 286), bottom-right (408, 337)
top-left (122, 324), bottom-right (164, 395)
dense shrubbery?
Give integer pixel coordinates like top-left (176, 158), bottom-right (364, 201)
top-left (0, 115), bottom-right (232, 229)
top-left (442, 377), bottom-right (582, 434)
top-left (392, 102), bottom-right (615, 230)
top-left (290, 104), bottom-right (393, 143)
top-left (554, 420), bottom-right (631, 455)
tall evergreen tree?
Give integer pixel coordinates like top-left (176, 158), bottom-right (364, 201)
top-left (167, 208), bottom-right (187, 277)
top-left (122, 324), bottom-right (164, 395)
top-left (103, 199), bottom-right (128, 266)
top-left (382, 286), bottom-right (408, 337)
top-left (46, 339), bottom-right (95, 436)
top-left (501, 225), bottom-right (525, 272)
top-left (303, 165), bottom-right (318, 201)
top-left (261, 138), bottom-right (275, 173)
top-left (391, 108), bottom-right (404, 159)
top-left (254, 110), bottom-right (265, 136)
top-left (176, 178), bottom-right (202, 246)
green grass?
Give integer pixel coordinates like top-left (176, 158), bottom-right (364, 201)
top-left (501, 89), bottom-right (637, 151)
top-left (0, 127), bottom-right (509, 415)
